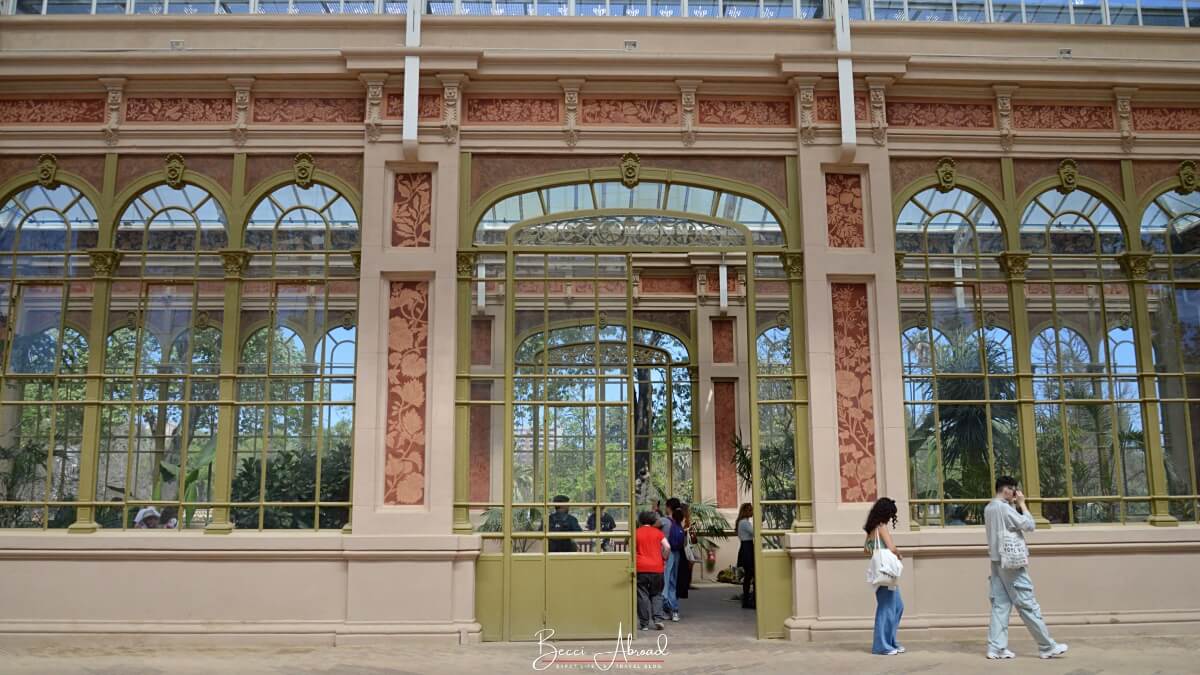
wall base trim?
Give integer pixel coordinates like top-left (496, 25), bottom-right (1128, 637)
top-left (0, 620), bottom-right (484, 647)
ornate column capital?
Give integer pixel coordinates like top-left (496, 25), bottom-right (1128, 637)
top-left (1119, 251), bottom-right (1152, 280)
top-left (98, 77), bottom-right (125, 147)
top-left (219, 249), bottom-right (253, 277)
top-left (865, 77), bottom-right (891, 147)
top-left (361, 73), bottom-right (389, 144)
top-left (993, 84), bottom-right (1018, 153)
top-left (1114, 87), bottom-right (1137, 154)
top-left (559, 78), bottom-right (584, 149)
top-left (456, 252), bottom-right (476, 279)
top-left (437, 73), bottom-right (468, 145)
top-left (791, 76), bottom-right (820, 146)
top-left (676, 79), bottom-right (701, 147)
top-left (228, 77), bottom-right (254, 147)
top-left (350, 250), bottom-right (361, 272)
top-left (998, 251), bottom-right (1030, 280)
top-left (87, 249), bottom-right (122, 278)
top-left (894, 252), bottom-right (907, 276)
top-left (783, 251), bottom-right (804, 281)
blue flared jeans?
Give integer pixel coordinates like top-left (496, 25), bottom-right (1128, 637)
top-left (663, 551), bottom-right (680, 613)
top-left (872, 586), bottom-right (904, 655)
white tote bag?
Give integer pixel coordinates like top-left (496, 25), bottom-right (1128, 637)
top-left (1000, 529), bottom-right (1029, 570)
top-left (866, 531), bottom-right (903, 587)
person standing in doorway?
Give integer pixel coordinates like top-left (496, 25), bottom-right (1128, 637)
top-left (864, 497), bottom-right (905, 656)
top-left (635, 510), bottom-right (671, 631)
top-left (735, 502), bottom-right (755, 609)
top-left (985, 476), bottom-right (1069, 660)
top-left (547, 495), bottom-right (581, 553)
top-left (663, 507), bottom-right (687, 622)
top-left (676, 503), bottom-right (693, 603)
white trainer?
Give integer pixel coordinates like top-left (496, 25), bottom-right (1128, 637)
top-left (1040, 644), bottom-right (1069, 659)
top-left (986, 649), bottom-right (1016, 659)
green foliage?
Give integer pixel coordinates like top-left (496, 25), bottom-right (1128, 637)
top-left (230, 439), bottom-right (352, 530)
top-left (732, 428), bottom-right (795, 534)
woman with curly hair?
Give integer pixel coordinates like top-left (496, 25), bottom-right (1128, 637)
top-left (864, 497), bottom-right (904, 655)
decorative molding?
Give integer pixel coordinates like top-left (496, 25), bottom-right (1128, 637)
top-left (1177, 160), bottom-right (1198, 195)
top-left (1012, 104), bottom-right (1114, 130)
top-left (697, 98), bottom-right (792, 126)
top-left (1133, 106), bottom-right (1200, 132)
top-left (1115, 88), bottom-right (1136, 153)
top-left (293, 152), bottom-right (315, 188)
top-left (783, 252), bottom-right (804, 281)
top-left (832, 282), bottom-right (877, 503)
top-left (886, 100), bottom-right (995, 129)
top-left (87, 249), bottom-right (121, 277)
top-left (252, 97), bottom-right (364, 124)
top-left (1119, 252), bottom-right (1152, 280)
top-left (219, 250), bottom-right (252, 277)
top-left (362, 74), bottom-right (387, 143)
top-left (438, 74), bottom-right (466, 144)
top-left (456, 252), bottom-right (476, 279)
top-left (994, 85), bottom-right (1017, 152)
top-left (385, 280), bottom-right (430, 506)
top-left (998, 251), bottom-right (1030, 280)
top-left (164, 153), bottom-right (186, 189)
top-left (895, 252), bottom-right (906, 276)
top-left (391, 172), bottom-right (432, 248)
top-left (825, 174), bottom-right (865, 248)
top-left (350, 250), bottom-right (361, 272)
top-left (36, 154), bottom-right (59, 189)
top-left (125, 97), bottom-right (233, 124)
top-left (464, 96), bottom-right (560, 124)
top-left (229, 78), bottom-right (253, 147)
top-left (677, 80), bottom-right (700, 147)
top-left (934, 157), bottom-right (957, 193)
top-left (560, 79), bottom-right (583, 148)
top-left (866, 78), bottom-right (891, 146)
top-left (1056, 158), bottom-right (1079, 194)
top-left (580, 98), bottom-right (680, 126)
top-left (99, 77), bottom-right (125, 146)
top-left (792, 77), bottom-right (818, 146)
top-left (0, 98), bottom-right (104, 124)
top-left (619, 152), bottom-right (641, 188)
top-left (341, 310), bottom-right (356, 330)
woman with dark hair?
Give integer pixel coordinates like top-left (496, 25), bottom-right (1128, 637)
top-left (864, 497), bottom-right (904, 655)
top-left (735, 502), bottom-right (755, 609)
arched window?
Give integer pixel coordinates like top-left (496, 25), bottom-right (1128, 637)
top-left (233, 182), bottom-right (358, 530)
top-left (1023, 188), bottom-right (1145, 524)
top-left (897, 187), bottom-right (1015, 525)
top-left (0, 183), bottom-right (98, 529)
top-left (96, 183), bottom-right (229, 529)
top-left (1142, 188), bottom-right (1200, 522)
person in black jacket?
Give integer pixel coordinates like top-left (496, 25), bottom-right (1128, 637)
top-left (548, 495), bottom-right (581, 552)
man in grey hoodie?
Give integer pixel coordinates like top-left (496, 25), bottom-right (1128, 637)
top-left (983, 476), bottom-right (1068, 660)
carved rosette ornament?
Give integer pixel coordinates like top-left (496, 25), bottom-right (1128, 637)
top-left (868, 81), bottom-right (888, 146)
top-left (100, 78), bottom-right (124, 147)
top-left (620, 152), bottom-right (641, 188)
top-left (439, 74), bottom-right (465, 145)
top-left (1119, 252), bottom-right (1152, 281)
top-left (230, 78), bottom-right (253, 147)
top-left (994, 86), bottom-right (1016, 152)
top-left (293, 152), bottom-right (315, 188)
top-left (1056, 159), bottom-right (1079, 194)
top-left (1177, 160), bottom-right (1198, 195)
top-left (934, 157), bottom-right (957, 193)
top-left (456, 252), bottom-right (476, 279)
top-left (87, 249), bottom-right (121, 277)
top-left (36, 154), bottom-right (59, 189)
top-left (677, 80), bottom-right (700, 147)
top-left (560, 79), bottom-right (582, 149)
top-left (164, 153), bottom-right (186, 189)
top-left (998, 251), bottom-right (1030, 280)
top-left (220, 250), bottom-right (253, 277)
top-left (783, 252), bottom-right (804, 281)
top-left (1115, 88), bottom-right (1136, 154)
top-left (364, 76), bottom-right (386, 144)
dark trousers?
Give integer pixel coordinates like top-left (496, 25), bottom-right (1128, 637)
top-left (738, 540), bottom-right (756, 608)
top-left (636, 572), bottom-right (665, 627)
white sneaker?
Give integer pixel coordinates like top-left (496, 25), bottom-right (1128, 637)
top-left (671, 612), bottom-right (680, 622)
top-left (986, 649), bottom-right (1016, 659)
top-left (1040, 644), bottom-right (1069, 659)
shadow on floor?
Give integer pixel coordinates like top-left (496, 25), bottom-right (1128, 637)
top-left (656, 581), bottom-right (757, 643)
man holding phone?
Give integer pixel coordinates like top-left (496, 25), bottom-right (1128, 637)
top-left (983, 476), bottom-right (1069, 660)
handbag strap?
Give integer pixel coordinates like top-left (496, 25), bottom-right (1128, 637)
top-left (873, 528), bottom-right (883, 552)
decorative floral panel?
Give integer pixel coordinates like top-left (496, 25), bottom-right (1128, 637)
top-left (464, 97), bottom-right (561, 124)
top-left (391, 173), bottom-right (433, 248)
top-left (698, 98), bottom-right (793, 126)
top-left (252, 97), bottom-right (366, 124)
top-left (714, 380), bottom-right (738, 508)
top-left (580, 98), bottom-right (680, 125)
top-left (825, 173), bottom-right (865, 248)
top-left (513, 215), bottom-right (745, 248)
top-left (1133, 106), bottom-right (1200, 132)
top-left (712, 318), bottom-right (735, 363)
top-left (832, 282), bottom-right (877, 503)
top-left (125, 97), bottom-right (234, 124)
top-left (383, 93), bottom-right (444, 120)
top-left (640, 276), bottom-right (695, 294)
top-left (886, 101), bottom-right (995, 129)
top-left (385, 280), bottom-right (430, 506)
top-left (1012, 104), bottom-right (1114, 130)
top-left (815, 94), bottom-right (868, 123)
top-left (0, 98), bottom-right (105, 124)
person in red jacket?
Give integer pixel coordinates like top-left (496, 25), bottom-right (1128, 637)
top-left (635, 510), bottom-right (671, 631)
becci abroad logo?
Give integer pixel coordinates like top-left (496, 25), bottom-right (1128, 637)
top-left (532, 624), bottom-right (669, 671)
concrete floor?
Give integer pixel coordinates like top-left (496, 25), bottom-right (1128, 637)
top-left (3, 584), bottom-right (1196, 674)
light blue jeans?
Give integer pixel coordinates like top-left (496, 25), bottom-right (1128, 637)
top-left (987, 561), bottom-right (1057, 654)
top-left (872, 586), bottom-right (903, 654)
top-left (663, 551), bottom-right (680, 613)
